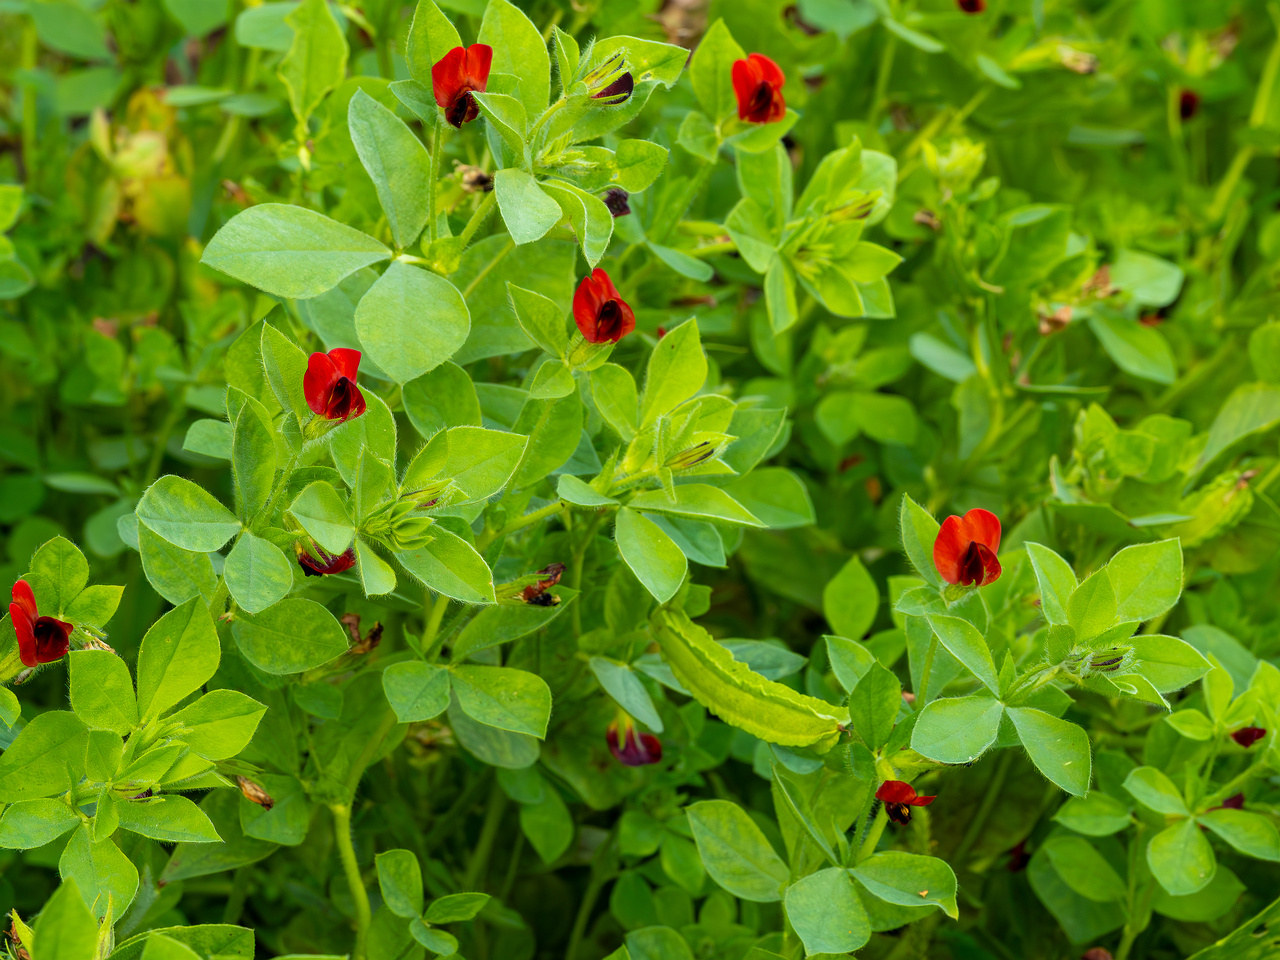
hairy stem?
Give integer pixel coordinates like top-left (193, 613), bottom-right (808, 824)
top-left (331, 803), bottom-right (372, 960)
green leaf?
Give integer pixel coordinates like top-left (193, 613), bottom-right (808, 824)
top-left (472, 91), bottom-right (528, 161)
top-left (403, 362), bottom-right (482, 438)
top-left (639, 320), bottom-right (707, 429)
top-left (439, 425), bottom-right (528, 502)
top-left (289, 481), bottom-right (355, 555)
top-left (823, 555), bottom-right (879, 642)
top-left (477, 0), bottom-right (549, 121)
top-left (1148, 817), bottom-right (1216, 897)
top-left (138, 525), bottom-right (218, 607)
top-left (69, 649), bottom-right (138, 735)
top-left (910, 696), bottom-right (1003, 764)
top-left (202, 204), bottom-right (391, 299)
top-left (784, 867), bottom-right (870, 954)
top-left (279, 0), bottom-right (348, 126)
top-left (495, 169), bottom-right (560, 245)
top-left (1110, 248), bottom-right (1184, 308)
top-left (1197, 809), bottom-right (1280, 861)
top-left (28, 536), bottom-right (87, 616)
top-left (1088, 314), bottom-right (1176, 385)
top-left (985, 205), bottom-right (1071, 287)
top-left (590, 363), bottom-right (638, 440)
top-left (541, 181), bottom-right (614, 267)
top-left (925, 615), bottom-right (1000, 693)
top-left (231, 404), bottom-right (276, 521)
top-left (654, 609), bottom-right (846, 750)
top-left (1124, 766), bottom-right (1189, 816)
top-left (1128, 635), bottom-right (1211, 694)
top-left (589, 657), bottom-right (663, 732)
top-left (451, 590), bottom-right (575, 659)
top-left (688, 19), bottom-right (745, 120)
top-left (355, 263), bottom-right (470, 384)
top-left (853, 851), bottom-right (959, 919)
top-left (117, 795), bottom-right (222, 844)
top-left (259, 322), bottom-right (310, 418)
top-left (232, 599), bottom-right (349, 675)
top-left (356, 539), bottom-right (397, 597)
top-left (723, 468), bottom-right (815, 529)
top-left (615, 508), bottom-right (687, 604)
top-left (136, 598), bottom-right (220, 722)
top-left (1054, 792), bottom-right (1132, 837)
top-left (508, 283), bottom-right (569, 358)
top-left (1107, 539), bottom-right (1182, 622)
top-left (33, 879), bottom-right (98, 960)
top-left (424, 892), bottom-right (491, 923)
top-left (0, 711), bottom-right (88, 803)
top-left (1026, 542), bottom-right (1077, 626)
top-left (0, 798), bottom-right (79, 850)
top-left (223, 533), bottom-right (294, 615)
top-left (900, 494), bottom-right (942, 586)
top-left (1168, 708), bottom-right (1215, 740)
top-left (687, 799), bottom-right (788, 902)
top-left (450, 665), bottom-right (551, 738)
top-left (137, 476), bottom-right (240, 553)
top-left (557, 474), bottom-right (617, 507)
top-left (348, 90), bottom-right (432, 249)
top-left (1007, 707), bottom-right (1091, 796)
top-left (1041, 836), bottom-right (1126, 902)
top-left (627, 485), bottom-right (762, 526)
top-left (847, 662), bottom-right (901, 750)
top-left (1067, 570), bottom-right (1118, 642)
top-left (519, 787), bottom-right (574, 864)
top-left (405, 0), bottom-right (461, 85)
top-left (169, 689), bottom-right (267, 761)
top-left (528, 359), bottom-right (575, 399)
top-left (59, 824), bottom-right (139, 918)
top-left (397, 527), bottom-right (496, 603)
top-left (1193, 382), bottom-right (1280, 477)
top-left (383, 661), bottom-right (451, 723)
top-left (376, 849), bottom-right (424, 918)
top-left (411, 920), bottom-right (459, 955)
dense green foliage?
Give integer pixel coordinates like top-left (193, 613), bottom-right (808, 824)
top-left (1, 1), bottom-right (1280, 959)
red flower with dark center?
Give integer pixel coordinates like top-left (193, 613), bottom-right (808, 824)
top-left (304, 348), bottom-right (366, 421)
top-left (957, 0), bottom-right (986, 12)
top-left (296, 543), bottom-right (357, 578)
top-left (1218, 793), bottom-right (1246, 810)
top-left (432, 44), bottom-right (493, 128)
top-left (933, 508), bottom-right (1002, 587)
top-left (573, 269), bottom-right (635, 344)
top-left (607, 720), bottom-right (662, 766)
top-left (1179, 90), bottom-right (1200, 120)
top-left (603, 188), bottom-right (631, 217)
top-left (593, 72), bottom-right (634, 105)
top-left (9, 579), bottom-right (72, 668)
top-left (1231, 726), bottom-right (1266, 748)
top-left (876, 780), bottom-right (936, 825)
top-left (732, 53), bottom-right (786, 124)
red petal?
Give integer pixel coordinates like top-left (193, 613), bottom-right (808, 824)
top-left (960, 508), bottom-right (1001, 554)
top-left (35, 618), bottom-right (72, 664)
top-left (875, 780), bottom-right (918, 803)
top-left (573, 273), bottom-right (606, 340)
top-left (908, 793), bottom-right (937, 806)
top-left (749, 53), bottom-right (785, 89)
top-left (346, 383), bottom-right (367, 420)
top-left (10, 580), bottom-right (37, 622)
top-left (465, 43), bottom-right (493, 90)
top-left (10, 602), bottom-right (36, 668)
top-left (972, 542), bottom-right (1002, 587)
top-left (613, 298), bottom-right (636, 341)
top-left (933, 514), bottom-right (969, 584)
top-left (432, 46), bottom-right (468, 109)
top-left (304, 352), bottom-right (340, 417)
top-left (328, 348), bottom-right (362, 381)
top-left (731, 59), bottom-right (757, 120)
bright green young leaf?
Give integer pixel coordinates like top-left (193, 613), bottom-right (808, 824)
top-left (136, 598), bottom-right (220, 722)
top-left (1007, 707), bottom-right (1092, 796)
top-left (383, 661), bottom-right (451, 723)
top-left (449, 665), bottom-right (552, 738)
top-left (1026, 542), bottom-right (1077, 626)
top-left (223, 533), bottom-right (294, 615)
top-left (925, 615), bottom-right (1000, 693)
top-left (137, 476), bottom-right (240, 553)
top-left (589, 657), bottom-right (663, 732)
top-left (1124, 767), bottom-right (1190, 816)
top-left (853, 851), bottom-right (959, 919)
top-left (397, 527), bottom-right (496, 604)
top-left (69, 649), bottom-right (138, 735)
top-left (1107, 539), bottom-right (1182, 623)
top-left (687, 799), bottom-right (788, 902)
top-left (376, 849), bottom-right (424, 918)
top-left (615, 508), bottom-right (687, 604)
top-left (354, 262), bottom-right (470, 384)
top-left (278, 0), bottom-right (348, 127)
top-left (785, 867), bottom-right (871, 955)
top-left (348, 90), bottom-right (432, 249)
top-left (232, 598), bottom-right (350, 675)
top-left (1147, 817), bottom-right (1216, 897)
top-left (824, 554), bottom-right (880, 642)
top-left (911, 696), bottom-right (1004, 764)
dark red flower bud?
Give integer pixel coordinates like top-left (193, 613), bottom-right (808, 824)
top-left (593, 72), bottom-right (634, 105)
top-left (607, 720), bottom-right (662, 766)
top-left (1179, 90), bottom-right (1200, 120)
top-left (603, 188), bottom-right (631, 218)
top-left (933, 508), bottom-right (1002, 587)
top-left (9, 579), bottom-right (72, 668)
top-left (1006, 839), bottom-right (1030, 872)
top-left (296, 543), bottom-right (357, 577)
top-left (432, 44), bottom-right (493, 128)
top-left (304, 348), bottom-right (366, 422)
top-left (957, 0), bottom-right (986, 12)
top-left (519, 563), bottom-right (565, 605)
top-left (1081, 950), bottom-right (1113, 960)
top-left (1218, 793), bottom-right (1246, 810)
top-left (876, 779), bottom-right (936, 825)
top-left (732, 53), bottom-right (786, 124)
top-left (1231, 726), bottom-right (1266, 748)
top-left (573, 269), bottom-right (635, 344)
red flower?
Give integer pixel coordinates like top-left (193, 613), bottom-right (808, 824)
top-left (9, 580), bottom-right (72, 668)
top-left (296, 543), bottom-right (357, 577)
top-left (432, 44), bottom-right (493, 128)
top-left (1179, 90), bottom-right (1200, 120)
top-left (592, 72), bottom-right (634, 105)
top-left (957, 0), bottom-right (986, 12)
top-left (573, 269), bottom-right (635, 344)
top-left (876, 780), bottom-right (936, 825)
top-left (933, 508), bottom-right (1002, 587)
top-left (1231, 726), bottom-right (1266, 748)
top-left (602, 188), bottom-right (631, 218)
top-left (1217, 793), bottom-right (1246, 810)
top-left (732, 53), bottom-right (786, 124)
top-left (607, 720), bottom-right (662, 766)
top-left (304, 348), bottom-right (366, 422)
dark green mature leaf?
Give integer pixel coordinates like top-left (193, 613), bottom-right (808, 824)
top-left (687, 800), bottom-right (788, 902)
top-left (232, 599), bottom-right (350, 675)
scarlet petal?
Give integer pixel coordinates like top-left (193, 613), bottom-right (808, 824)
top-left (959, 508), bottom-right (1002, 555)
top-left (9, 601), bottom-right (36, 668)
top-left (10, 580), bottom-right (37, 622)
top-left (933, 515), bottom-right (969, 584)
top-left (875, 780), bottom-right (919, 803)
top-left (908, 792), bottom-right (937, 807)
top-left (748, 53), bottom-right (785, 88)
top-left (465, 44), bottom-right (493, 90)
top-left (328, 348), bottom-right (362, 381)
top-left (972, 542), bottom-right (1002, 587)
top-left (33, 617), bottom-right (72, 664)
top-left (432, 46), bottom-right (468, 110)
top-left (574, 269), bottom-right (634, 344)
top-left (304, 352), bottom-right (340, 417)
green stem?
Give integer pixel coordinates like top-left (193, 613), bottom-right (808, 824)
top-left (331, 803), bottom-right (372, 960)
top-left (144, 384), bottom-right (189, 484)
top-left (688, 240), bottom-right (736, 259)
top-left (20, 20), bottom-right (38, 186)
top-left (867, 32), bottom-right (897, 129)
top-left (421, 594), bottom-right (451, 660)
top-left (476, 500), bottom-right (568, 551)
top-left (427, 122), bottom-right (445, 243)
top-left (858, 807), bottom-right (888, 863)
top-left (463, 783), bottom-right (508, 890)
top-left (457, 190), bottom-right (497, 249)
top-left (950, 750), bottom-right (1012, 866)
top-left (564, 830), bottom-right (614, 960)
top-left (222, 864), bottom-right (251, 924)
